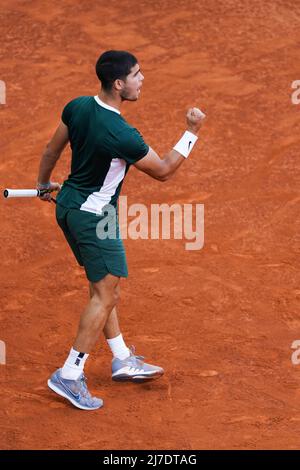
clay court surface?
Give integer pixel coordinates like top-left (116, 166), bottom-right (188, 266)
top-left (0, 0), bottom-right (300, 450)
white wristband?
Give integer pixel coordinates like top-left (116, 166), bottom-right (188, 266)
top-left (173, 131), bottom-right (198, 158)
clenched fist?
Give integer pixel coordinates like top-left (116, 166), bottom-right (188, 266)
top-left (186, 107), bottom-right (206, 134)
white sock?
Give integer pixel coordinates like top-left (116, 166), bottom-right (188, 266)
top-left (61, 347), bottom-right (89, 380)
top-left (107, 334), bottom-right (130, 360)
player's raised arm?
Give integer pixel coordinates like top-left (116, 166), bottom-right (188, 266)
top-left (37, 120), bottom-right (69, 201)
top-left (134, 107), bottom-right (206, 181)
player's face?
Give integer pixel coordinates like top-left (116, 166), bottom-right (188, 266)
top-left (120, 63), bottom-right (144, 101)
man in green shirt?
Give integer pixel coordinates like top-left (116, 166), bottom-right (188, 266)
top-left (37, 50), bottom-right (205, 410)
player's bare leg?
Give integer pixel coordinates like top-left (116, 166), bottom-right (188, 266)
top-left (90, 281), bottom-right (130, 358)
top-left (103, 307), bottom-right (121, 339)
top-left (89, 282), bottom-right (121, 339)
top-left (73, 274), bottom-right (120, 352)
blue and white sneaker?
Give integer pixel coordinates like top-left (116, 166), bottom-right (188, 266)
top-left (47, 369), bottom-right (103, 411)
top-left (112, 346), bottom-right (164, 382)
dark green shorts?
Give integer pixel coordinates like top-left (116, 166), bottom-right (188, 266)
top-left (56, 203), bottom-right (128, 282)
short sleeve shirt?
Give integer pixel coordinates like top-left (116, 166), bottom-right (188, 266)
top-left (57, 95), bottom-right (149, 213)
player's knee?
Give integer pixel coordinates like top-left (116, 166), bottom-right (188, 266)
top-left (114, 284), bottom-right (120, 304)
top-left (102, 275), bottom-right (120, 307)
top-left (104, 287), bottom-right (119, 311)
top-left (90, 290), bottom-right (102, 310)
top-left (90, 289), bottom-right (118, 312)
top-left (91, 275), bottom-right (120, 311)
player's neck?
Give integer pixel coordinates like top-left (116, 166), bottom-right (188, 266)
top-left (97, 91), bottom-right (121, 113)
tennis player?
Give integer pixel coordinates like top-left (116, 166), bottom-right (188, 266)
top-left (37, 50), bottom-right (205, 410)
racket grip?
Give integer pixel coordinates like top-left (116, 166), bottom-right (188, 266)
top-left (4, 189), bottom-right (41, 198)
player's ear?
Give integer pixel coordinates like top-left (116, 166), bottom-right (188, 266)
top-left (114, 78), bottom-right (124, 91)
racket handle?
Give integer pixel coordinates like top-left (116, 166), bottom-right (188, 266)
top-left (3, 189), bottom-right (40, 198)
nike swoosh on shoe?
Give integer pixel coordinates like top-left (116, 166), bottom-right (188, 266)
top-left (58, 378), bottom-right (81, 400)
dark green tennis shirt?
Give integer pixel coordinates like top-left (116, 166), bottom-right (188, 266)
top-left (56, 95), bottom-right (149, 213)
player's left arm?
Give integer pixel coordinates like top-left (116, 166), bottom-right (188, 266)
top-left (37, 120), bottom-right (69, 200)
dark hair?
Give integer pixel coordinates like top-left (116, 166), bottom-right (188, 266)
top-left (95, 50), bottom-right (138, 92)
